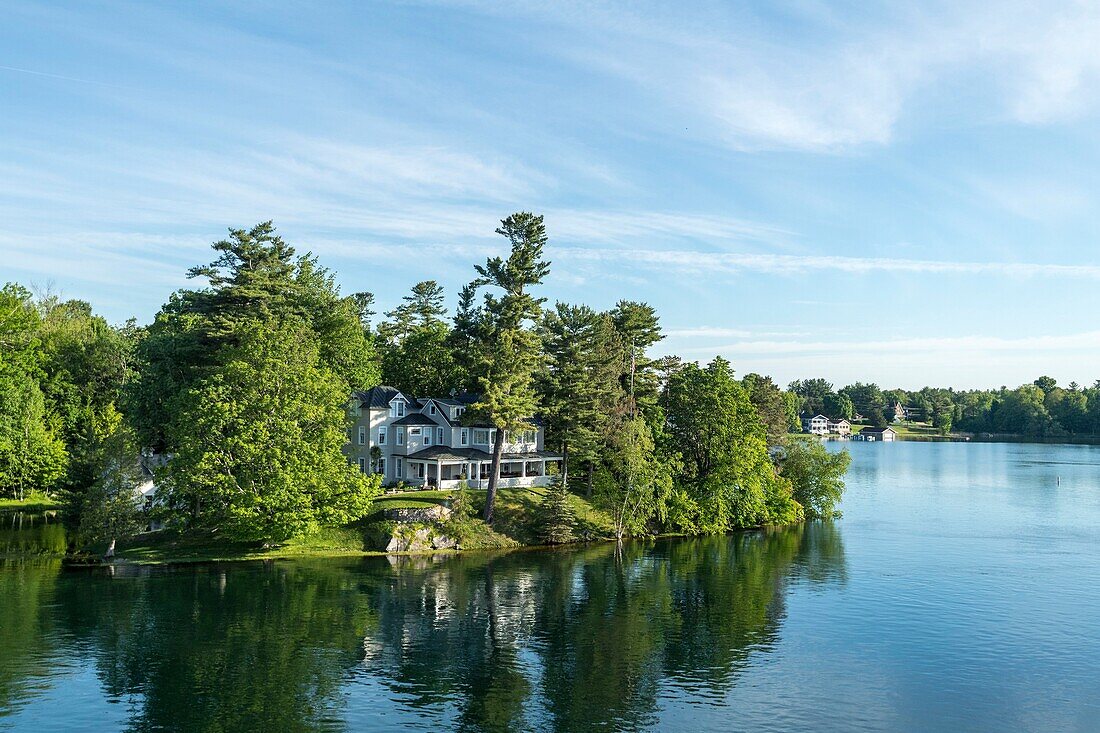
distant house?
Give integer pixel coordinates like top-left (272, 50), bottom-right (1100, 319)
top-left (347, 385), bottom-right (562, 489)
top-left (892, 402), bottom-right (911, 422)
top-left (802, 414), bottom-right (830, 435)
top-left (828, 419), bottom-right (852, 436)
top-left (859, 427), bottom-right (898, 442)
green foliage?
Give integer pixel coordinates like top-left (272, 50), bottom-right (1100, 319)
top-left (162, 318), bottom-right (381, 542)
top-left (742, 373), bottom-right (792, 444)
top-left (666, 358), bottom-right (799, 531)
top-left (591, 414), bottom-right (674, 538)
top-left (782, 441), bottom-right (850, 520)
top-left (539, 303), bottom-right (623, 484)
top-left (0, 366), bottom-right (66, 500)
top-left (75, 423), bottom-right (146, 547)
top-left (534, 476), bottom-right (577, 544)
top-left (468, 212), bottom-right (551, 522)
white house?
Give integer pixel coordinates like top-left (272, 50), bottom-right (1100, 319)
top-left (348, 386), bottom-right (562, 489)
top-left (802, 414), bottom-right (831, 435)
top-left (828, 419), bottom-right (852, 436)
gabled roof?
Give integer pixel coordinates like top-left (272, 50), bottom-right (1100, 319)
top-left (354, 385), bottom-right (405, 409)
top-left (863, 427), bottom-right (897, 435)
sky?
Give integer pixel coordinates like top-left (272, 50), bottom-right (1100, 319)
top-left (4, 1), bottom-right (1100, 390)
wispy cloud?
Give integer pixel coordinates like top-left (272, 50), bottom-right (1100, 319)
top-left (682, 331), bottom-right (1100, 357)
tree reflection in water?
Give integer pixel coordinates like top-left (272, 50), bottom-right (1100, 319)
top-left (0, 525), bottom-right (846, 732)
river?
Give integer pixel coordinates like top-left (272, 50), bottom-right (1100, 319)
top-left (2, 441), bottom-right (1100, 732)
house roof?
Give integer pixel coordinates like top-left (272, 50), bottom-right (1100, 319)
top-left (393, 413), bottom-right (440, 426)
top-left (354, 385), bottom-right (405, 409)
top-left (863, 427), bottom-right (897, 435)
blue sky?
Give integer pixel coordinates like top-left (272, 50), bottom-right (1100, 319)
top-left (4, 1), bottom-right (1100, 389)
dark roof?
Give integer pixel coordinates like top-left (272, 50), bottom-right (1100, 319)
top-left (393, 413), bottom-right (440, 426)
top-left (862, 427), bottom-right (896, 435)
top-left (354, 385), bottom-right (404, 409)
top-left (405, 446), bottom-right (562, 462)
top-left (406, 446), bottom-right (493, 461)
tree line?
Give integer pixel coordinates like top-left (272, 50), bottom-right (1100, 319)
top-left (0, 214), bottom-right (845, 549)
top-left (788, 376), bottom-right (1100, 438)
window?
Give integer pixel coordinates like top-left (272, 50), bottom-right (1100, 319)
top-left (424, 429), bottom-right (432, 446)
top-left (396, 427), bottom-right (405, 445)
top-left (460, 428), bottom-right (469, 446)
top-left (429, 403), bottom-right (437, 415)
top-left (395, 457), bottom-right (403, 478)
top-left (377, 457), bottom-right (386, 476)
top-left (390, 399), bottom-right (406, 418)
top-left (437, 427), bottom-right (444, 445)
top-left (410, 427), bottom-right (421, 437)
top-left (358, 426), bottom-right (366, 445)
top-left (358, 457), bottom-right (366, 473)
top-left (473, 428), bottom-right (491, 445)
top-left (378, 426), bottom-right (387, 445)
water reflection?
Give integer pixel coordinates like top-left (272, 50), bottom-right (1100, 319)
top-left (0, 524), bottom-right (846, 732)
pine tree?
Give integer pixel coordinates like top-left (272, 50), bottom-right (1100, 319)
top-left (535, 475), bottom-right (576, 544)
top-left (469, 212), bottom-right (551, 523)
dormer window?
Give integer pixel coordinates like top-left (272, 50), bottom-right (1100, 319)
top-left (429, 403), bottom-right (437, 415)
top-left (390, 398), bottom-right (406, 418)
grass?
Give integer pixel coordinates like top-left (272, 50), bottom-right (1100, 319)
top-left (0, 493), bottom-right (61, 512)
top-left (114, 485), bottom-right (617, 565)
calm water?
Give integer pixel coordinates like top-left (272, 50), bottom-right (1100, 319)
top-left (3, 442), bottom-right (1100, 732)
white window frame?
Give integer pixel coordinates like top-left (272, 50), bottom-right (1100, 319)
top-left (428, 402), bottom-right (437, 415)
top-left (473, 428), bottom-right (490, 445)
top-left (461, 428), bottom-right (469, 446)
top-left (396, 427), bottom-right (405, 445)
top-left (395, 456), bottom-right (403, 479)
top-left (358, 426), bottom-right (366, 445)
top-left (378, 426), bottom-right (387, 446)
top-left (390, 399), bottom-right (406, 418)
top-left (377, 456), bottom-right (386, 476)
top-left (358, 457), bottom-right (366, 473)
top-left (437, 427), bottom-right (444, 445)
top-left (424, 429), bottom-right (432, 446)
top-left (410, 427), bottom-right (421, 437)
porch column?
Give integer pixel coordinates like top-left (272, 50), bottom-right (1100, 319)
top-left (436, 459), bottom-right (442, 486)
top-left (521, 461), bottom-right (527, 478)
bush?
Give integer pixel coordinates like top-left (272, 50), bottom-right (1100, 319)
top-left (781, 441), bottom-right (850, 519)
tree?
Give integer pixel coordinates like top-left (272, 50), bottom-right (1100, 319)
top-left (742, 373), bottom-right (792, 445)
top-left (162, 318), bottom-right (381, 542)
top-left (77, 423), bottom-right (146, 556)
top-left (539, 304), bottom-right (622, 494)
top-left (1034, 375), bottom-right (1058, 394)
top-left (592, 413), bottom-right (673, 539)
top-left (378, 280), bottom-right (446, 343)
top-left (823, 392), bottom-right (854, 421)
top-left (781, 441), bottom-right (850, 520)
top-left (665, 358), bottom-right (799, 531)
top-left (609, 301), bottom-right (663, 421)
top-left (535, 475), bottom-right (576, 544)
top-left (788, 378), bottom-right (834, 416)
top-left (839, 382), bottom-right (884, 419)
top-left (448, 282), bottom-right (484, 392)
top-left (0, 284), bottom-right (66, 500)
top-left (468, 213), bottom-right (551, 523)
top-left (129, 223), bottom-right (381, 450)
top-left (0, 366), bottom-right (66, 500)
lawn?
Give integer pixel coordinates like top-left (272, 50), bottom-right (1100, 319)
top-left (0, 493), bottom-right (61, 512)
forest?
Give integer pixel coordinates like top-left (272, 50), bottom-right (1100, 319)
top-left (1, 213), bottom-right (845, 551)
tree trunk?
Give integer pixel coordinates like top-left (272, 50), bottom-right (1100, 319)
top-left (586, 460), bottom-right (595, 498)
top-left (561, 442), bottom-right (569, 488)
top-left (482, 431), bottom-right (505, 523)
top-left (104, 538), bottom-right (116, 560)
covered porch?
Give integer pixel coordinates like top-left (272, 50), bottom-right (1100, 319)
top-left (403, 447), bottom-right (563, 489)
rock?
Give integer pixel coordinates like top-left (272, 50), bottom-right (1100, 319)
top-left (431, 534), bottom-right (457, 550)
top-left (384, 505), bottom-right (453, 523)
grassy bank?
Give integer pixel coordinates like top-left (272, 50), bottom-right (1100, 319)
top-left (114, 486), bottom-right (616, 565)
top-left (0, 493), bottom-right (61, 513)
